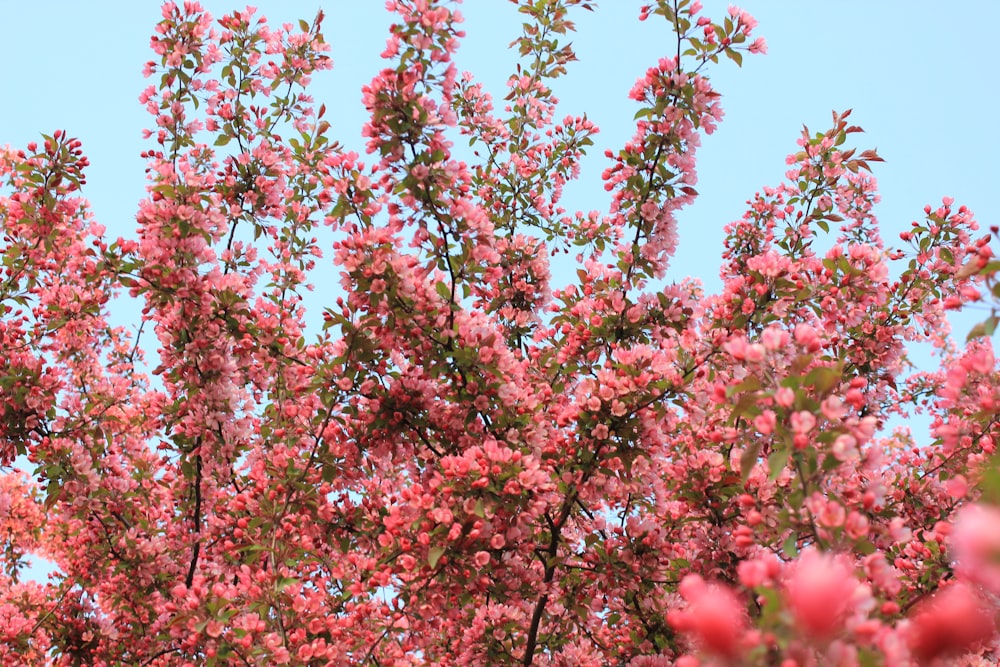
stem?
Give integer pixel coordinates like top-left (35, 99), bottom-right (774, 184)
top-left (522, 489), bottom-right (579, 665)
top-left (185, 452), bottom-right (203, 588)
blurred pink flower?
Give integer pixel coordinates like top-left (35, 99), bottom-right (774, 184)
top-left (951, 503), bottom-right (1000, 595)
top-left (907, 582), bottom-right (996, 664)
top-left (784, 549), bottom-right (858, 639)
top-left (668, 575), bottom-right (747, 659)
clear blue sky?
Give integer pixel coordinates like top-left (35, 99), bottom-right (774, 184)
top-left (2, 1), bottom-right (998, 579)
top-left (1, 1), bottom-right (996, 304)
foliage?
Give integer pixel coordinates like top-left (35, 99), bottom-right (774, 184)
top-left (1, 1), bottom-right (998, 665)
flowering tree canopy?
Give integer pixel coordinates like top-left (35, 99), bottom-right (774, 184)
top-left (2, 1), bottom-right (999, 665)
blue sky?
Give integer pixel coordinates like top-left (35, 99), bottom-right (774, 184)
top-left (2, 1), bottom-right (998, 580)
top-left (2, 1), bottom-right (997, 307)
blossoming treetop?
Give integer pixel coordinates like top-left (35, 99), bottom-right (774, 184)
top-left (1, 0), bottom-right (998, 665)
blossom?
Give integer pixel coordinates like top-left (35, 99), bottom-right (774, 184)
top-left (668, 575), bottom-right (747, 659)
top-left (951, 503), bottom-right (1000, 595)
top-left (906, 582), bottom-right (996, 663)
top-left (784, 549), bottom-right (858, 639)
top-left (749, 37), bottom-right (768, 54)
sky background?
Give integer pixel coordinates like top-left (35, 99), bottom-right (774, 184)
top-left (2, 1), bottom-right (998, 305)
top-left (2, 1), bottom-right (998, 578)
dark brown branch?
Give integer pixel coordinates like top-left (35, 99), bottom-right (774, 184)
top-left (185, 452), bottom-right (203, 588)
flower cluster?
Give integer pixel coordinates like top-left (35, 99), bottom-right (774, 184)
top-left (1, 1), bottom-right (998, 665)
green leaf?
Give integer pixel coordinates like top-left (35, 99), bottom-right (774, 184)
top-left (804, 365), bottom-right (841, 395)
top-left (782, 533), bottom-right (799, 558)
top-left (435, 281), bottom-right (451, 301)
top-left (214, 134), bottom-right (231, 147)
top-left (727, 374), bottom-right (762, 397)
top-left (428, 546), bottom-right (446, 568)
top-left (756, 586), bottom-right (782, 625)
top-left (858, 648), bottom-right (880, 667)
top-left (741, 441), bottom-right (762, 482)
top-left (855, 539), bottom-right (876, 556)
top-left (967, 315), bottom-right (998, 341)
top-left (976, 454), bottom-right (1000, 505)
top-left (44, 482), bottom-right (63, 510)
top-left (768, 448), bottom-right (790, 481)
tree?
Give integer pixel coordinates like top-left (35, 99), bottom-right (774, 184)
top-left (1, 0), bottom-right (998, 664)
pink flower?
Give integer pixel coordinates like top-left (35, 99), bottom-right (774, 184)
top-left (749, 37), bottom-right (768, 54)
top-left (818, 500), bottom-right (845, 528)
top-left (775, 386), bottom-right (795, 408)
top-left (761, 325), bottom-right (788, 351)
top-left (205, 620), bottom-right (224, 638)
top-left (790, 410), bottom-right (816, 435)
top-left (668, 575), bottom-right (747, 659)
top-left (723, 334), bottom-right (750, 360)
top-left (737, 560), bottom-right (767, 588)
top-left (845, 511), bottom-right (870, 540)
top-left (831, 434), bottom-right (858, 462)
top-left (784, 549), bottom-right (857, 639)
top-left (794, 323), bottom-right (822, 352)
top-left (738, 557), bottom-right (778, 588)
top-left (907, 582), bottom-right (996, 663)
top-left (951, 503), bottom-right (1000, 595)
top-left (753, 409), bottom-right (777, 435)
top-left (946, 475), bottom-right (968, 499)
